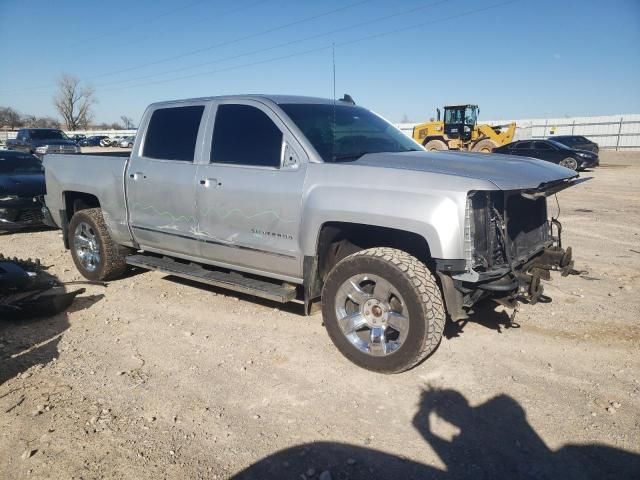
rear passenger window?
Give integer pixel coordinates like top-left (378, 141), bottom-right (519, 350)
top-left (515, 142), bottom-right (532, 150)
top-left (143, 105), bottom-right (204, 162)
top-left (534, 141), bottom-right (552, 150)
top-left (212, 104), bottom-right (282, 167)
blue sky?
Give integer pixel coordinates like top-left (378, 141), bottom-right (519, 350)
top-left (0, 0), bottom-right (638, 125)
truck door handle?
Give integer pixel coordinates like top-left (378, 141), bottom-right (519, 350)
top-left (129, 172), bottom-right (145, 180)
top-left (199, 178), bottom-right (220, 188)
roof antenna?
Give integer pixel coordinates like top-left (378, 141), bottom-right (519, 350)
top-left (332, 43), bottom-right (336, 162)
top-left (340, 93), bottom-right (355, 105)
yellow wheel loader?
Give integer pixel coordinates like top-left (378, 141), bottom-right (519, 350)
top-left (412, 105), bottom-right (515, 153)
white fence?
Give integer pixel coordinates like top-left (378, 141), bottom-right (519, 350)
top-left (0, 129), bottom-right (137, 143)
top-left (397, 113), bottom-right (640, 151)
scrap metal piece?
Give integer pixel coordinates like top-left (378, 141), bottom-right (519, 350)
top-left (0, 255), bottom-right (84, 319)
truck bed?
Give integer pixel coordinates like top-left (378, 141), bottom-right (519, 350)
top-left (43, 153), bottom-right (133, 246)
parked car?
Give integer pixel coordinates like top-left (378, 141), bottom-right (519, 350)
top-left (0, 150), bottom-right (45, 231)
top-left (119, 136), bottom-right (135, 148)
top-left (493, 139), bottom-right (598, 170)
top-left (5, 128), bottom-right (80, 158)
top-left (69, 134), bottom-right (87, 144)
top-left (549, 135), bottom-right (599, 154)
top-left (100, 136), bottom-right (126, 147)
top-left (79, 135), bottom-right (110, 147)
top-left (43, 94), bottom-right (582, 373)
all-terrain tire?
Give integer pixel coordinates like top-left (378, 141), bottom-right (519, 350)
top-left (322, 247), bottom-right (445, 373)
top-left (472, 139), bottom-right (498, 153)
top-left (68, 208), bottom-right (128, 281)
top-left (424, 139), bottom-right (448, 151)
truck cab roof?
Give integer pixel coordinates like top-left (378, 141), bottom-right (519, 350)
top-left (147, 94), bottom-right (349, 109)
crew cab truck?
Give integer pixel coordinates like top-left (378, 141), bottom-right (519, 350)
top-left (43, 95), bottom-right (581, 373)
top-left (7, 128), bottom-right (81, 157)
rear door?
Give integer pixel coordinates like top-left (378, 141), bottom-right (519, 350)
top-left (513, 140), bottom-right (533, 157)
top-left (533, 141), bottom-right (563, 164)
top-left (126, 102), bottom-right (209, 257)
top-left (194, 100), bottom-right (308, 281)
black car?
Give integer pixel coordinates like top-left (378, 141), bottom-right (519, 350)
top-left (79, 135), bottom-right (110, 147)
top-left (0, 151), bottom-right (46, 231)
top-left (69, 134), bottom-right (87, 144)
top-left (493, 139), bottom-right (599, 171)
top-left (549, 135), bottom-right (599, 154)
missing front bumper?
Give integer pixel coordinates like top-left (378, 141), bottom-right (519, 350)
top-left (439, 245), bottom-right (576, 320)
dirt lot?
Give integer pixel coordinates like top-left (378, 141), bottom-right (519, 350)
top-left (1, 151), bottom-right (639, 479)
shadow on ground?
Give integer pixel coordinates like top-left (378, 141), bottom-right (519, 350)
top-left (234, 388), bottom-right (640, 480)
top-left (444, 299), bottom-right (517, 339)
top-left (0, 262), bottom-right (102, 385)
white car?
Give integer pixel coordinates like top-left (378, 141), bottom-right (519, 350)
top-left (119, 136), bottom-right (135, 148)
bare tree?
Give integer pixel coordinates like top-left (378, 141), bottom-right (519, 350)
top-left (0, 106), bottom-right (22, 129)
top-left (53, 74), bottom-right (96, 130)
top-left (120, 115), bottom-right (135, 129)
top-left (33, 116), bottom-right (61, 128)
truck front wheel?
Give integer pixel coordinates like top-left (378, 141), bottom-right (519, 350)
top-left (68, 208), bottom-right (128, 281)
top-left (321, 247), bottom-right (445, 373)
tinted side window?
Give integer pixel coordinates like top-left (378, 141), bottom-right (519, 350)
top-left (143, 105), bottom-right (204, 162)
top-left (515, 141), bottom-right (532, 150)
top-left (212, 104), bottom-right (282, 167)
top-left (534, 141), bottom-right (552, 150)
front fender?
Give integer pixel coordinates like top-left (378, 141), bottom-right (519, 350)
top-left (300, 184), bottom-right (466, 260)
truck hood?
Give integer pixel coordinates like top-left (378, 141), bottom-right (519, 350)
top-left (31, 139), bottom-right (77, 147)
top-left (352, 151), bottom-right (578, 191)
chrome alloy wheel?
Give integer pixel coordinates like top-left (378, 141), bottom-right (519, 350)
top-left (74, 221), bottom-right (101, 272)
top-left (559, 157), bottom-right (578, 170)
top-left (334, 274), bottom-right (409, 356)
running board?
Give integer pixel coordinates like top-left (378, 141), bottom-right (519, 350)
top-left (125, 254), bottom-right (297, 303)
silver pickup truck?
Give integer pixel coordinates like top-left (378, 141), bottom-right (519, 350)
top-left (43, 94), bottom-right (580, 373)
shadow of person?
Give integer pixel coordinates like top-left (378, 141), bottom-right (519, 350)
top-left (233, 388), bottom-right (640, 480)
top-left (413, 387), bottom-right (640, 480)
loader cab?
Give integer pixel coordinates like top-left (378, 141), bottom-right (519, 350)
top-left (443, 104), bottom-right (478, 141)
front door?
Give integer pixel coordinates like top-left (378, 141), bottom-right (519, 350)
top-left (195, 101), bottom-right (307, 281)
top-left (126, 103), bottom-right (208, 258)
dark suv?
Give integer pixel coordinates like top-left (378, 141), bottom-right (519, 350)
top-left (6, 128), bottom-right (80, 157)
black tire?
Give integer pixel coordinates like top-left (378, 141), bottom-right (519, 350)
top-left (322, 247), bottom-right (445, 374)
top-left (68, 208), bottom-right (128, 281)
top-left (424, 139), bottom-right (447, 151)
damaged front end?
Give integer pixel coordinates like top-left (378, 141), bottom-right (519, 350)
top-left (440, 178), bottom-right (584, 321)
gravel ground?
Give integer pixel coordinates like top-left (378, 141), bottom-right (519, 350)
top-left (1, 151), bottom-right (639, 479)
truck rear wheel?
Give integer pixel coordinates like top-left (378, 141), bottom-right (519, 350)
top-left (69, 208), bottom-right (128, 281)
top-left (424, 139), bottom-right (447, 151)
top-left (321, 247), bottom-right (445, 373)
top-left (472, 139), bottom-right (498, 153)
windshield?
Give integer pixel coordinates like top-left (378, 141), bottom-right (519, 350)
top-left (464, 106), bottom-right (477, 125)
top-left (0, 153), bottom-right (43, 173)
top-left (280, 103), bottom-right (422, 162)
top-left (29, 129), bottom-right (69, 140)
top-left (547, 139), bottom-right (571, 149)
